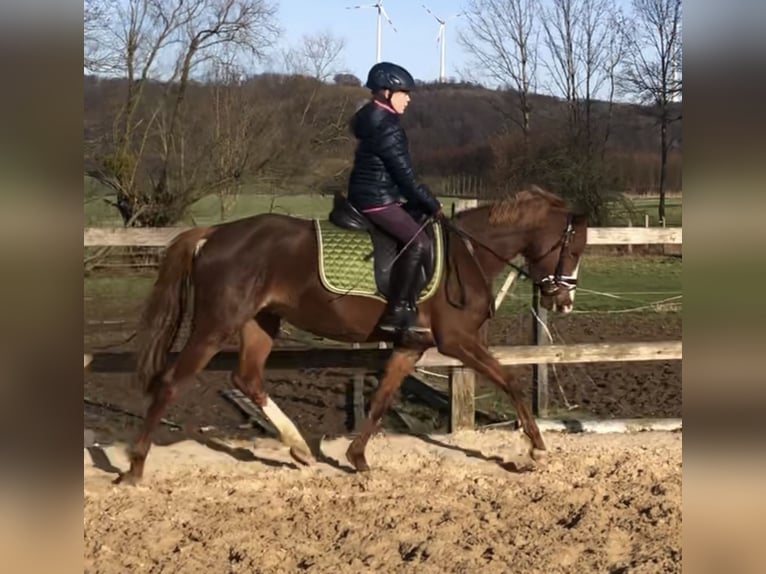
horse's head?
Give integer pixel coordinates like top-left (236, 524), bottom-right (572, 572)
top-left (485, 187), bottom-right (588, 314)
top-left (525, 210), bottom-right (588, 313)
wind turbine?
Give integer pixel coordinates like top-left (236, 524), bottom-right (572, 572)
top-left (421, 4), bottom-right (462, 82)
top-left (346, 2), bottom-right (397, 63)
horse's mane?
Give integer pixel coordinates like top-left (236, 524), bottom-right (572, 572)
top-left (485, 185), bottom-right (568, 227)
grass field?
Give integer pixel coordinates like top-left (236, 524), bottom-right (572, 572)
top-left (85, 254), bottom-right (681, 321)
top-left (612, 196), bottom-right (682, 227)
top-left (493, 254), bottom-right (681, 315)
top-left (84, 187), bottom-right (682, 228)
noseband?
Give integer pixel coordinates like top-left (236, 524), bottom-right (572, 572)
top-left (536, 214), bottom-right (578, 296)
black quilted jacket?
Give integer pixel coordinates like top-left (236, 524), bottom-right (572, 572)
top-left (347, 99), bottom-right (440, 214)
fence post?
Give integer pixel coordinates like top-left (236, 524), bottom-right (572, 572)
top-left (448, 198), bottom-right (478, 432)
top-left (531, 287), bottom-right (550, 417)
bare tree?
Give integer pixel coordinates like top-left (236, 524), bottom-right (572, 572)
top-left (302, 31), bottom-right (346, 82)
top-left (202, 56), bottom-right (290, 220)
top-left (84, 0), bottom-right (110, 73)
top-left (579, 0), bottom-right (614, 155)
top-left (458, 0), bottom-right (538, 152)
top-left (282, 31), bottom-right (346, 82)
top-left (540, 0), bottom-right (580, 138)
top-left (600, 9), bottom-right (628, 157)
top-left (540, 0), bottom-right (617, 146)
top-left (85, 0), bottom-right (280, 226)
top-left (534, 0), bottom-right (627, 223)
top-left (619, 0), bottom-right (682, 223)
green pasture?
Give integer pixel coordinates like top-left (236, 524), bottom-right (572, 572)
top-left (493, 254), bottom-right (681, 315)
top-left (85, 254), bottom-right (681, 322)
top-left (611, 195), bottom-right (682, 227)
top-left (85, 189), bottom-right (681, 228)
top-left (84, 189), bottom-right (479, 227)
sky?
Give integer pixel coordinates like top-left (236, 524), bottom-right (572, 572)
top-left (275, 0), bottom-right (479, 84)
top-left (274, 0), bottom-right (637, 90)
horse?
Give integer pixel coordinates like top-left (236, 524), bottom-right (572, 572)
top-left (114, 185), bottom-right (588, 484)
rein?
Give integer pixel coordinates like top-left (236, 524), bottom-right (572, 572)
top-left (438, 216), bottom-right (530, 278)
top-left (437, 211), bottom-right (577, 313)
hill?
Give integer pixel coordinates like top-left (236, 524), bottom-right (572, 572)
top-left (83, 74), bottom-right (681, 224)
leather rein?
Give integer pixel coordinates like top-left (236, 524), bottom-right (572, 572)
top-left (436, 213), bottom-right (577, 317)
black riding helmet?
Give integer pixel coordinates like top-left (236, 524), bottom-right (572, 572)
top-left (365, 62), bottom-right (415, 93)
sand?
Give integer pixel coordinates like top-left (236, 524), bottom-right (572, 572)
top-left (84, 429), bottom-right (682, 573)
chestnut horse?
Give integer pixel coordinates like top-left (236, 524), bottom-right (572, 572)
top-left (115, 186), bottom-right (587, 484)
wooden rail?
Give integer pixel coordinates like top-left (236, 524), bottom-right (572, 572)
top-left (83, 226), bottom-right (682, 247)
top-left (85, 341), bottom-right (681, 372)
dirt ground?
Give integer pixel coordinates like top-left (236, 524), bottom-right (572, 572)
top-left (84, 430), bottom-right (682, 573)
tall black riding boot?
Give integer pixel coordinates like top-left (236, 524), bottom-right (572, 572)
top-left (378, 242), bottom-right (429, 334)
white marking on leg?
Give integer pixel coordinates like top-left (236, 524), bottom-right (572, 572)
top-left (261, 397), bottom-right (312, 457)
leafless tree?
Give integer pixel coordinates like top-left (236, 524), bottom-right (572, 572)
top-left (200, 56), bottom-right (291, 220)
top-left (579, 0), bottom-right (614, 154)
top-left (619, 0), bottom-right (681, 223)
top-left (541, 0), bottom-right (580, 136)
top-left (85, 0), bottom-right (280, 226)
top-left (277, 30), bottom-right (350, 172)
top-left (458, 0), bottom-right (538, 152)
top-left (303, 31), bottom-right (346, 82)
top-left (84, 0), bottom-right (109, 73)
top-left (534, 0), bottom-right (629, 223)
top-left (538, 0), bottom-right (625, 151)
top-left (281, 31), bottom-right (346, 82)
top-left (600, 10), bottom-right (628, 157)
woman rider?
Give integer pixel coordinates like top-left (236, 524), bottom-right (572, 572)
top-left (347, 61), bottom-right (443, 335)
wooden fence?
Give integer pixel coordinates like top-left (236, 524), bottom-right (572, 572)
top-left (84, 225), bottom-right (681, 247)
top-left (83, 209), bottom-right (682, 431)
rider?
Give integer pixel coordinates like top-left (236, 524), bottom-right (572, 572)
top-left (347, 61), bottom-right (443, 335)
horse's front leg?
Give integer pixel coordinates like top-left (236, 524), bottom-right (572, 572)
top-left (438, 336), bottom-right (547, 464)
top-left (346, 348), bottom-right (423, 472)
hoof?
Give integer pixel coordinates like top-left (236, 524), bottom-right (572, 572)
top-left (345, 449), bottom-right (370, 473)
top-left (289, 446), bottom-right (314, 466)
top-left (113, 471), bottom-right (141, 486)
top-left (531, 448), bottom-right (548, 465)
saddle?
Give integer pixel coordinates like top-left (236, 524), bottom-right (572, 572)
top-left (316, 193), bottom-right (442, 302)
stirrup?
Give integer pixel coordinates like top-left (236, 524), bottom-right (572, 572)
top-left (380, 322), bottom-right (431, 334)
top-left (378, 304), bottom-right (430, 334)
top-left (378, 302), bottom-right (411, 332)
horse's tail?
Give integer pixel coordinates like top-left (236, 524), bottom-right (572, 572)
top-left (135, 226), bottom-right (212, 395)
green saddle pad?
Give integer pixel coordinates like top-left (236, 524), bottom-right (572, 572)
top-left (314, 219), bottom-right (444, 303)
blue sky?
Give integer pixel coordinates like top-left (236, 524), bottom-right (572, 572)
top-left (274, 0), bottom-right (637, 91)
top-left (275, 0), bottom-right (476, 83)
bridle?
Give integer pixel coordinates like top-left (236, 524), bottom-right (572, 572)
top-left (438, 212), bottom-right (579, 314)
top-left (536, 214), bottom-right (579, 297)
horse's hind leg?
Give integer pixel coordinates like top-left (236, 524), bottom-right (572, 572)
top-left (346, 348), bottom-right (423, 472)
top-left (231, 314), bottom-right (313, 465)
top-left (114, 331), bottom-right (222, 485)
